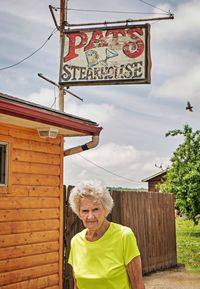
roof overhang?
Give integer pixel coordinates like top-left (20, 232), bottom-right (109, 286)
top-left (142, 169), bottom-right (167, 182)
top-left (0, 92), bottom-right (102, 137)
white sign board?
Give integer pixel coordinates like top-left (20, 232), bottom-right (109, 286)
top-left (59, 24), bottom-right (151, 86)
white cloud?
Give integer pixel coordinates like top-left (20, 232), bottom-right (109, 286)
top-left (25, 88), bottom-right (57, 108)
top-left (151, 59), bottom-right (200, 101)
top-left (0, 0), bottom-right (60, 27)
top-left (64, 97), bottom-right (116, 124)
top-left (153, 0), bottom-right (200, 43)
top-left (149, 0), bottom-right (200, 108)
top-left (64, 142), bottom-right (170, 188)
top-left (152, 1), bottom-right (200, 59)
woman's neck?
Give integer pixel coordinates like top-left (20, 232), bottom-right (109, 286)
top-left (86, 220), bottom-right (110, 242)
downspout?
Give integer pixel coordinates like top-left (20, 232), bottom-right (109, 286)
top-left (64, 135), bottom-right (100, 157)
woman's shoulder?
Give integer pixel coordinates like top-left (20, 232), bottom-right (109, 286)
top-left (71, 228), bottom-right (87, 243)
top-left (111, 222), bottom-right (133, 236)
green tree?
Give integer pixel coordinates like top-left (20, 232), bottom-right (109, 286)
top-left (160, 124), bottom-right (200, 224)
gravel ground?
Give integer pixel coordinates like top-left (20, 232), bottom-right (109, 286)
top-left (143, 267), bottom-right (200, 289)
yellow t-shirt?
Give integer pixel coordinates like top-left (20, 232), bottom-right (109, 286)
top-left (68, 222), bottom-right (140, 289)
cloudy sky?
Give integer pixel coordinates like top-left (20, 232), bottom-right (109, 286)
top-left (0, 0), bottom-right (199, 188)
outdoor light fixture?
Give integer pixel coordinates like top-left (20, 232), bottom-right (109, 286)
top-left (37, 128), bottom-right (58, 138)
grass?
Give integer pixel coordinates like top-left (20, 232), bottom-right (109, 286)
top-left (176, 217), bottom-right (200, 272)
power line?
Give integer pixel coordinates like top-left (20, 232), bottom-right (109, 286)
top-left (50, 86), bottom-right (57, 109)
top-left (0, 28), bottom-right (57, 71)
top-left (53, 0), bottom-right (171, 16)
top-left (79, 154), bottom-right (141, 183)
top-left (79, 153), bottom-right (140, 183)
top-left (65, 144), bottom-right (141, 184)
top-left (137, 0), bottom-right (170, 14)
top-left (67, 8), bottom-right (168, 16)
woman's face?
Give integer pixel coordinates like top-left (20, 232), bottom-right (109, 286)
top-left (79, 196), bottom-right (108, 231)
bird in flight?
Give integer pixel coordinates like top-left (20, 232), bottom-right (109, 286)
top-left (186, 101), bottom-right (193, 112)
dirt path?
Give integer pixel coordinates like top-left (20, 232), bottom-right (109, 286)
top-left (143, 267), bottom-right (200, 289)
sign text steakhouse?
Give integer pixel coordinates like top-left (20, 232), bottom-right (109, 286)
top-left (61, 61), bottom-right (143, 82)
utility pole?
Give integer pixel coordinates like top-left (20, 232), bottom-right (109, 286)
top-left (59, 0), bottom-right (67, 112)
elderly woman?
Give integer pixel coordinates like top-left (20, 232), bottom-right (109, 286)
top-left (68, 180), bottom-right (145, 289)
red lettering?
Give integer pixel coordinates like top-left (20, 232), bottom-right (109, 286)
top-left (64, 32), bottom-right (88, 62)
top-left (63, 28), bottom-right (145, 62)
top-left (84, 31), bottom-right (107, 51)
top-left (123, 28), bottom-right (144, 59)
top-left (105, 29), bottom-right (126, 46)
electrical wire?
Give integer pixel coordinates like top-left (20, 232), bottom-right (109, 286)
top-left (50, 86), bottom-right (57, 109)
top-left (79, 154), bottom-right (138, 183)
top-left (67, 8), bottom-right (168, 15)
top-left (0, 28), bottom-right (57, 71)
top-left (65, 144), bottom-right (141, 184)
top-left (137, 0), bottom-right (170, 14)
top-left (53, 0), bottom-right (171, 16)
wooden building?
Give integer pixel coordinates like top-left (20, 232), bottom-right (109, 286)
top-left (0, 92), bottom-right (102, 289)
top-left (142, 170), bottom-right (167, 192)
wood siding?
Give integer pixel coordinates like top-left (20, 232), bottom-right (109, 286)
top-left (0, 123), bottom-right (64, 289)
top-left (147, 173), bottom-right (166, 192)
top-left (64, 188), bottom-right (177, 288)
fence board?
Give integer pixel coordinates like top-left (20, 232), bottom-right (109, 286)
top-left (111, 190), bottom-right (177, 274)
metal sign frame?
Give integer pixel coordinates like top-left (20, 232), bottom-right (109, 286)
top-left (59, 24), bottom-right (151, 87)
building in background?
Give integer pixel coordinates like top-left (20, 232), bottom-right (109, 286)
top-left (142, 169), bottom-right (167, 192)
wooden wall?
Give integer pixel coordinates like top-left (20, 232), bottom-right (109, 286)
top-left (0, 123), bottom-right (64, 289)
top-left (147, 174), bottom-right (166, 192)
top-left (148, 180), bottom-right (158, 192)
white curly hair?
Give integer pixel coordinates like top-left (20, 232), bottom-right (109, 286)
top-left (69, 180), bottom-right (114, 216)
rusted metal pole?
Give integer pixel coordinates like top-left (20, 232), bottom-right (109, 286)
top-left (49, 5), bottom-right (60, 31)
top-left (38, 73), bottom-right (59, 88)
top-left (59, 0), bottom-right (67, 112)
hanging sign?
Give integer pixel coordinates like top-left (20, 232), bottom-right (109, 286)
top-left (59, 24), bottom-right (151, 86)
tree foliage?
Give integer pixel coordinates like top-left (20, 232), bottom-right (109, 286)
top-left (160, 124), bottom-right (200, 224)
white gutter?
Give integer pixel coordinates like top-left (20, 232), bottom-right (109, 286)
top-left (64, 135), bottom-right (99, 157)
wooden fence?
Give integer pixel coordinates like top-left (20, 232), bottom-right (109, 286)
top-left (63, 188), bottom-right (177, 288)
top-left (111, 190), bottom-right (177, 273)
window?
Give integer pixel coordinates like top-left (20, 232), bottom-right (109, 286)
top-left (0, 142), bottom-right (7, 185)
